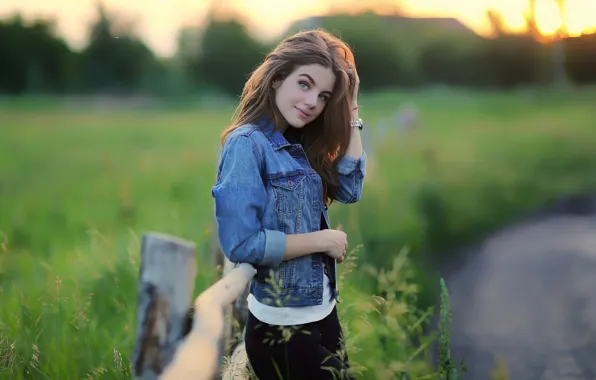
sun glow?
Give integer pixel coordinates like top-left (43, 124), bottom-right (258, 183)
top-left (0, 0), bottom-right (594, 56)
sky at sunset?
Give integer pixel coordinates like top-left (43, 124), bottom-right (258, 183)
top-left (1, 0), bottom-right (594, 57)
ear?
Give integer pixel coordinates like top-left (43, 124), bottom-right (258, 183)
top-left (272, 80), bottom-right (280, 90)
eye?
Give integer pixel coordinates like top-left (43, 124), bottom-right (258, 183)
top-left (318, 94), bottom-right (329, 103)
top-left (298, 81), bottom-right (309, 90)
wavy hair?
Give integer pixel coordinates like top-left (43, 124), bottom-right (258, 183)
top-left (221, 29), bottom-right (357, 205)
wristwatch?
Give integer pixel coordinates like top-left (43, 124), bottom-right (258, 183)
top-left (350, 118), bottom-right (363, 130)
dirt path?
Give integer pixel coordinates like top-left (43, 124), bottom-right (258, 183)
top-left (444, 215), bottom-right (596, 379)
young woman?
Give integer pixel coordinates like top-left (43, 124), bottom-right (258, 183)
top-left (212, 29), bottom-right (365, 380)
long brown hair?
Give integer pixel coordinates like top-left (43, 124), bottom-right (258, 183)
top-left (220, 29), bottom-right (357, 205)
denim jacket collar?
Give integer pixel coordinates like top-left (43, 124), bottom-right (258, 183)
top-left (255, 117), bottom-right (293, 151)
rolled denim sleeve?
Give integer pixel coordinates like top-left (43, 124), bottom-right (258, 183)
top-left (335, 150), bottom-right (367, 203)
top-left (211, 134), bottom-right (286, 267)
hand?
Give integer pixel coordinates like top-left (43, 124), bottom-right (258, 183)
top-left (319, 229), bottom-right (348, 263)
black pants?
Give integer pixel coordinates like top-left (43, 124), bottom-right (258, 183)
top-left (245, 306), bottom-right (356, 380)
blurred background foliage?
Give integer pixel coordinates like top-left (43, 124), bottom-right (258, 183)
top-left (0, 2), bottom-right (595, 97)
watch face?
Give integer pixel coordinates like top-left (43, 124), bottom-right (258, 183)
top-left (351, 119), bottom-right (363, 128)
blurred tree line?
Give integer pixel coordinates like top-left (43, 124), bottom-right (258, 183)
top-left (0, 4), bottom-right (595, 96)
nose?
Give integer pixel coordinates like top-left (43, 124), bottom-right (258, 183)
top-left (304, 92), bottom-right (318, 108)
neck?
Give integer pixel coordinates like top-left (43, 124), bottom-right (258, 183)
top-left (276, 118), bottom-right (290, 134)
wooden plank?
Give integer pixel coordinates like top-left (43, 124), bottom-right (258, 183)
top-left (232, 264), bottom-right (250, 337)
top-left (222, 341), bottom-right (250, 380)
top-left (211, 204), bottom-right (249, 362)
top-left (160, 262), bottom-right (257, 380)
top-left (131, 232), bottom-right (197, 380)
top-left (221, 256), bottom-right (251, 379)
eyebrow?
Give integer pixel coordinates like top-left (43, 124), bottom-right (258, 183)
top-left (298, 73), bottom-right (332, 95)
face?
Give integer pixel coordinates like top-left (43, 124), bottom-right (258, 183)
top-left (273, 64), bottom-right (336, 130)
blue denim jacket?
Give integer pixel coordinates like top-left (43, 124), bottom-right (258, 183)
top-left (211, 120), bottom-right (366, 307)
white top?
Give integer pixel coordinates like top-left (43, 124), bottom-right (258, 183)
top-left (247, 272), bottom-right (336, 326)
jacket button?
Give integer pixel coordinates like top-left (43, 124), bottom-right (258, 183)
top-left (288, 180), bottom-right (293, 186)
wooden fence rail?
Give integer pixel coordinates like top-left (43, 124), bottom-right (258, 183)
top-left (131, 232), bottom-right (254, 380)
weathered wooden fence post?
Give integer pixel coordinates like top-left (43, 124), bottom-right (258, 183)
top-left (131, 231), bottom-right (256, 380)
top-left (131, 232), bottom-right (197, 380)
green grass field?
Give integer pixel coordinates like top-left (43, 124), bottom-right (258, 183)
top-left (1, 88), bottom-right (596, 379)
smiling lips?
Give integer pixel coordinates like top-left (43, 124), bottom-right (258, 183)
top-left (295, 107), bottom-right (310, 120)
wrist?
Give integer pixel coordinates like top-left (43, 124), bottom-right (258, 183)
top-left (313, 230), bottom-right (329, 251)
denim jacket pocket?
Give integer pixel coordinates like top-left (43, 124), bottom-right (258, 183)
top-left (269, 172), bottom-right (307, 215)
top-left (255, 260), bottom-right (296, 303)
